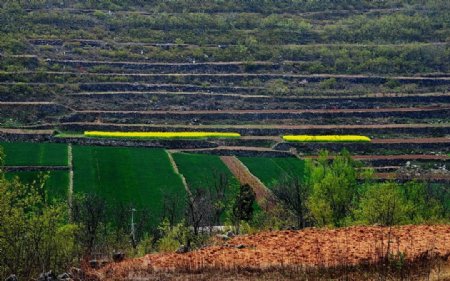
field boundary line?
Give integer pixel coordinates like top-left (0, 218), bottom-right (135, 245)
top-left (220, 156), bottom-right (278, 210)
top-left (68, 144), bottom-right (74, 216)
top-left (166, 151), bottom-right (192, 197)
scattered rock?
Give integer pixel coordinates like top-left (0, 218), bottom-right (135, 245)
top-left (226, 231), bottom-right (235, 238)
top-left (100, 260), bottom-right (110, 268)
top-left (235, 244), bottom-right (246, 249)
top-left (216, 234), bottom-right (230, 240)
top-left (89, 260), bottom-right (99, 269)
top-left (69, 267), bottom-right (84, 280)
top-left (57, 272), bottom-right (71, 280)
top-left (112, 252), bottom-right (125, 262)
top-left (175, 245), bottom-right (189, 254)
top-left (5, 274), bottom-right (18, 281)
top-left (38, 271), bottom-right (57, 281)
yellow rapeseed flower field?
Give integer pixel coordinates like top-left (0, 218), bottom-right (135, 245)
top-left (283, 135), bottom-right (371, 142)
top-left (84, 131), bottom-right (241, 139)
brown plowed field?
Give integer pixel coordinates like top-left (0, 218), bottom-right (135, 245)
top-left (371, 138), bottom-right (450, 144)
top-left (94, 225), bottom-right (450, 280)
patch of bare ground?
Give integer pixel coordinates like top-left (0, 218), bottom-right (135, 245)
top-left (305, 154), bottom-right (450, 161)
top-left (93, 225), bottom-right (450, 281)
top-left (371, 138), bottom-right (450, 144)
top-left (373, 173), bottom-right (450, 182)
top-left (220, 156), bottom-right (278, 210)
top-left (0, 128), bottom-right (54, 135)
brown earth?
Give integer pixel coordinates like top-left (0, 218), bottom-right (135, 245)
top-left (220, 156), bottom-right (278, 210)
top-left (93, 225), bottom-right (450, 280)
top-left (305, 154), bottom-right (450, 160)
top-left (21, 121), bottom-right (450, 130)
top-left (371, 138), bottom-right (450, 144)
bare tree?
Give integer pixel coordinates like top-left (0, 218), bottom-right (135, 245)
top-left (161, 190), bottom-right (184, 227)
top-left (71, 194), bottom-right (107, 256)
top-left (185, 189), bottom-right (213, 236)
top-left (209, 171), bottom-right (229, 226)
top-left (272, 175), bottom-right (310, 229)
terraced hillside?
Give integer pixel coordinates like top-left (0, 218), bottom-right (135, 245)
top-left (0, 0), bottom-right (449, 181)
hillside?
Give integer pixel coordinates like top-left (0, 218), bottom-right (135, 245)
top-left (0, 1), bottom-right (449, 181)
top-left (0, 1), bottom-right (449, 280)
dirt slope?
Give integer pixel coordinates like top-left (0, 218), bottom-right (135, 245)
top-left (94, 225), bottom-right (450, 280)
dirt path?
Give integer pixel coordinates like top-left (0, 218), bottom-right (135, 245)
top-left (166, 151), bottom-right (191, 196)
top-left (66, 90), bottom-right (450, 100)
top-left (0, 128), bottom-right (54, 135)
top-left (7, 71), bottom-right (450, 81)
top-left (0, 101), bottom-right (57, 105)
top-left (75, 105), bottom-right (450, 115)
top-left (372, 137), bottom-right (450, 144)
top-left (44, 121), bottom-right (450, 130)
top-left (68, 144), bottom-right (74, 212)
top-left (220, 156), bottom-right (277, 210)
top-left (27, 37), bottom-right (447, 48)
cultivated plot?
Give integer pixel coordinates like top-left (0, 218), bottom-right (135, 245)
top-left (239, 156), bottom-right (306, 188)
top-left (5, 170), bottom-right (69, 200)
top-left (72, 146), bottom-right (186, 224)
top-left (0, 142), bottom-right (68, 166)
top-left (172, 152), bottom-right (240, 193)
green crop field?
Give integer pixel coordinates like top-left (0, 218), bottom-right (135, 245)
top-left (172, 153), bottom-right (239, 192)
top-left (72, 145), bottom-right (186, 225)
top-left (0, 142), bottom-right (68, 166)
top-left (172, 152), bottom-right (243, 221)
top-left (239, 157), bottom-right (306, 188)
top-left (5, 170), bottom-right (69, 200)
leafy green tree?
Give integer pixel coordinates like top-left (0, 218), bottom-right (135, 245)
top-left (354, 182), bottom-right (412, 226)
top-left (307, 150), bottom-right (366, 227)
top-left (0, 149), bottom-right (78, 280)
top-left (401, 181), bottom-right (447, 223)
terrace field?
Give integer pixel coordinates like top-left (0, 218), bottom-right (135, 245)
top-left (0, 142), bottom-right (68, 166)
top-left (1, 1), bottom-right (450, 279)
top-left (172, 152), bottom-right (239, 193)
top-left (239, 156), bottom-right (306, 188)
top-left (72, 146), bottom-right (186, 224)
top-left (5, 170), bottom-right (69, 200)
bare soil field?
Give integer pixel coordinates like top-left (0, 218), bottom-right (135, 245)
top-left (93, 225), bottom-right (450, 280)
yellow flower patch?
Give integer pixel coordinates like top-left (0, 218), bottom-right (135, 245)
top-left (84, 131), bottom-right (241, 139)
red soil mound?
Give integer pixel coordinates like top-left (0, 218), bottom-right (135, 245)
top-left (95, 225), bottom-right (450, 280)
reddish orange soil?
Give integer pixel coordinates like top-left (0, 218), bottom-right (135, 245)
top-left (95, 225), bottom-right (450, 280)
top-left (371, 138), bottom-right (450, 144)
top-left (220, 156), bottom-right (277, 210)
